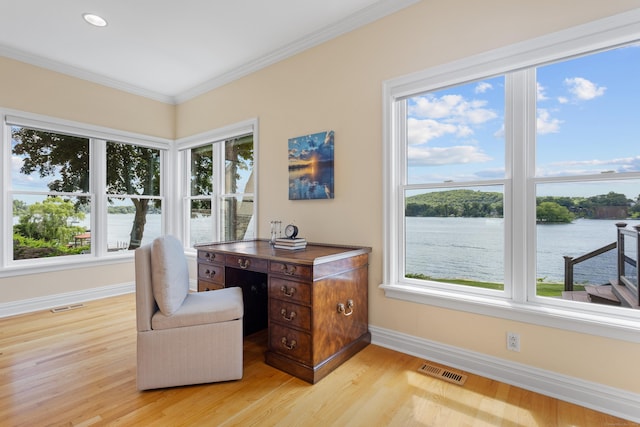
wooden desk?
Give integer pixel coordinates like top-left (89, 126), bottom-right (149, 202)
top-left (195, 239), bottom-right (371, 384)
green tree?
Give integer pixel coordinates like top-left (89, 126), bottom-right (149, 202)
top-left (188, 135), bottom-right (254, 240)
top-left (190, 144), bottom-right (213, 211)
top-left (14, 197), bottom-right (85, 243)
top-left (13, 199), bottom-right (28, 216)
top-left (224, 135), bottom-right (254, 239)
top-left (588, 191), bottom-right (630, 206)
top-left (536, 201), bottom-right (575, 223)
top-left (631, 194), bottom-right (640, 218)
top-left (12, 127), bottom-right (160, 250)
top-left (11, 128), bottom-right (90, 192)
top-left (106, 142), bottom-right (160, 249)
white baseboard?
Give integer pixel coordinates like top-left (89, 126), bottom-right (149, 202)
top-left (370, 325), bottom-right (640, 423)
top-left (0, 282), bottom-right (134, 318)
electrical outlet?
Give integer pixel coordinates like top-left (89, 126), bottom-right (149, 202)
top-left (506, 332), bottom-right (520, 352)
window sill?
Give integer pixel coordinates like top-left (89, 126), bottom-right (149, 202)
top-left (379, 281), bottom-right (640, 344)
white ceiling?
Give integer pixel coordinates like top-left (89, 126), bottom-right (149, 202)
top-left (0, 0), bottom-right (417, 104)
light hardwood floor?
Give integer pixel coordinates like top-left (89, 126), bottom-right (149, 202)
top-left (0, 293), bottom-right (636, 427)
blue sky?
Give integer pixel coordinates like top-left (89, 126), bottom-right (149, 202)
top-left (406, 43), bottom-right (640, 199)
top-left (10, 138), bottom-right (50, 192)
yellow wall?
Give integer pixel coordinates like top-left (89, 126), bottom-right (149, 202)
top-left (178, 0), bottom-right (640, 393)
top-left (1, 0), bottom-right (639, 394)
top-left (0, 57), bottom-right (174, 138)
top-left (0, 57), bottom-right (174, 300)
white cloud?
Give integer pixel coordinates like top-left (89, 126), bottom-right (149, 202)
top-left (537, 82), bottom-right (548, 101)
top-left (557, 96), bottom-right (568, 104)
top-left (465, 101), bottom-right (498, 124)
top-left (408, 93), bottom-right (498, 144)
top-left (410, 94), bottom-right (462, 119)
top-left (564, 77), bottom-right (606, 101)
top-left (12, 155), bottom-right (24, 169)
top-left (11, 155), bottom-right (48, 191)
top-left (537, 109), bottom-right (562, 134)
top-left (456, 125), bottom-right (474, 138)
top-left (407, 118), bottom-right (458, 145)
top-left (475, 82), bottom-right (493, 94)
top-left (409, 94), bottom-right (497, 124)
top-left (556, 155), bottom-right (640, 169)
top-left (537, 156), bottom-right (640, 177)
top-left (408, 145), bottom-right (492, 166)
top-left (11, 155), bottom-right (29, 184)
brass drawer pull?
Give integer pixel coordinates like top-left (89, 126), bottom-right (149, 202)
top-left (281, 337), bottom-right (297, 350)
top-left (281, 264), bottom-right (296, 276)
top-left (280, 308), bottom-right (296, 322)
top-left (204, 252), bottom-right (216, 262)
top-left (205, 269), bottom-right (215, 279)
top-left (238, 258), bottom-right (251, 269)
top-left (337, 299), bottom-right (354, 316)
top-left (280, 285), bottom-right (296, 297)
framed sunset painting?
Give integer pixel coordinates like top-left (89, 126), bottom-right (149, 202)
top-left (288, 130), bottom-right (334, 200)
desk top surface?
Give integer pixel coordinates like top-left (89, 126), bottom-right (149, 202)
top-left (195, 239), bottom-right (371, 266)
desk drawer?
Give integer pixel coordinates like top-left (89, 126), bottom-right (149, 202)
top-left (197, 264), bottom-right (224, 284)
top-left (198, 250), bottom-right (223, 265)
top-left (225, 254), bottom-right (268, 272)
top-left (269, 299), bottom-right (311, 331)
top-left (198, 281), bottom-right (224, 292)
top-left (269, 261), bottom-right (312, 280)
top-left (269, 277), bottom-right (311, 305)
top-left (269, 323), bottom-right (311, 364)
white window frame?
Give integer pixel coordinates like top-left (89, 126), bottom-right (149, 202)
top-left (177, 118), bottom-right (259, 250)
top-left (1, 110), bottom-right (171, 276)
top-left (381, 10), bottom-right (640, 343)
top-left (103, 139), bottom-right (165, 254)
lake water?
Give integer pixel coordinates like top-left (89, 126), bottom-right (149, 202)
top-left (85, 213), bottom-right (163, 249)
top-left (405, 217), bottom-right (635, 284)
top-left (65, 213), bottom-right (241, 249)
top-left (16, 213), bottom-right (636, 284)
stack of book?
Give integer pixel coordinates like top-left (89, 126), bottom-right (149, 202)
top-left (274, 237), bottom-right (307, 250)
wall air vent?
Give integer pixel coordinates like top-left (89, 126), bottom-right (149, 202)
top-left (417, 362), bottom-right (467, 386)
top-left (50, 303), bottom-right (85, 313)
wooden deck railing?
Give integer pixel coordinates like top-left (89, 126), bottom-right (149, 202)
top-left (563, 242), bottom-right (616, 291)
top-left (563, 222), bottom-right (640, 306)
top-left (615, 222), bottom-right (640, 305)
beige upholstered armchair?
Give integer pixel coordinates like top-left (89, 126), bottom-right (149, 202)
top-left (135, 235), bottom-right (244, 390)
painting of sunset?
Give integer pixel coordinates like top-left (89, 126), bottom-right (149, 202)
top-left (288, 130), bottom-right (334, 200)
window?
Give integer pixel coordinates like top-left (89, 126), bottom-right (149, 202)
top-left (10, 126), bottom-right (92, 260)
top-left (534, 49), bottom-right (640, 306)
top-left (106, 141), bottom-right (163, 251)
top-left (404, 77), bottom-right (506, 295)
top-left (4, 115), bottom-right (168, 267)
top-left (382, 13), bottom-right (640, 340)
top-left (180, 121), bottom-right (257, 248)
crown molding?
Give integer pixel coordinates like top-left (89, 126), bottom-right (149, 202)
top-left (0, 0), bottom-right (418, 105)
top-left (0, 44), bottom-right (175, 104)
top-left (173, 0), bottom-right (420, 103)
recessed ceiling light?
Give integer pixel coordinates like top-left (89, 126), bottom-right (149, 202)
top-left (83, 13), bottom-right (108, 27)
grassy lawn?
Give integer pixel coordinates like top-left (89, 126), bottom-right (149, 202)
top-left (405, 274), bottom-right (585, 296)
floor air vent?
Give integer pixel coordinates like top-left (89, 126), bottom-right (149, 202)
top-left (51, 303), bottom-right (85, 313)
top-left (417, 362), bottom-right (467, 386)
